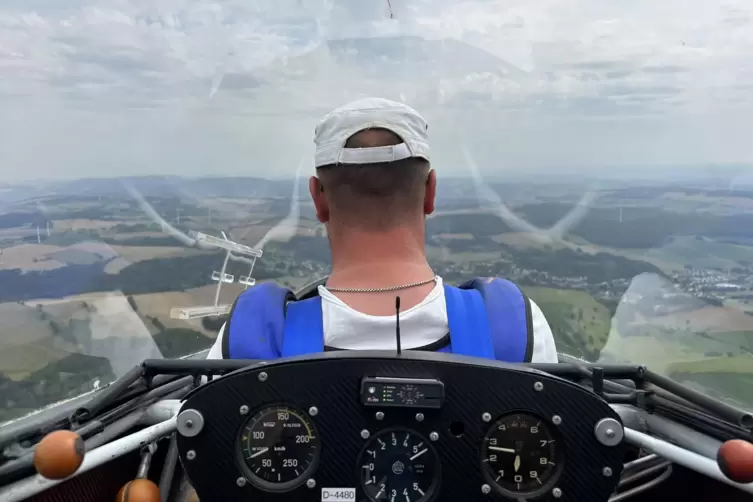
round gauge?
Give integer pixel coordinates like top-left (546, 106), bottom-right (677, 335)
top-left (237, 405), bottom-right (320, 492)
top-left (480, 412), bottom-right (562, 498)
top-left (358, 428), bottom-right (440, 502)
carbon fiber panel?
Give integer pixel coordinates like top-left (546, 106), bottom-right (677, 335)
top-left (177, 353), bottom-right (626, 502)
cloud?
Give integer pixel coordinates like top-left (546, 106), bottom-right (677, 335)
top-left (0, 0), bottom-right (752, 180)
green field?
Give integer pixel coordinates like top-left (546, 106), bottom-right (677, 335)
top-left (669, 356), bottom-right (753, 409)
top-left (527, 286), bottom-right (753, 410)
top-left (630, 236), bottom-right (753, 270)
top-left (669, 355), bottom-right (753, 373)
top-left (523, 287), bottom-right (612, 360)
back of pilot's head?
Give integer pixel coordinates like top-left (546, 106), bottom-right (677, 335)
top-left (310, 97), bottom-right (435, 231)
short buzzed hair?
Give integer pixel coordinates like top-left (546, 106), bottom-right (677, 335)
top-left (316, 128), bottom-right (430, 231)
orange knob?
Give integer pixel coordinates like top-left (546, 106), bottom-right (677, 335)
top-left (116, 478), bottom-right (161, 502)
top-left (33, 430), bottom-right (85, 480)
top-left (717, 439), bottom-right (753, 484)
top-left (186, 487), bottom-right (200, 502)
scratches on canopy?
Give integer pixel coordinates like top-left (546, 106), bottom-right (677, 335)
top-left (122, 181), bottom-right (256, 265)
top-left (251, 156), bottom-right (306, 250)
top-left (386, 0), bottom-right (395, 19)
top-left (451, 144), bottom-right (600, 245)
top-left (122, 155), bottom-right (305, 266)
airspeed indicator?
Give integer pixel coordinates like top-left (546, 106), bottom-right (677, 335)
top-left (237, 405), bottom-right (320, 492)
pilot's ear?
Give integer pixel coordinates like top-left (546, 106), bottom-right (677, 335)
top-left (424, 169), bottom-right (436, 216)
top-left (309, 176), bottom-right (330, 223)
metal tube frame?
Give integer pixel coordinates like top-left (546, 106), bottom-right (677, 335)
top-left (622, 428), bottom-right (753, 494)
top-left (0, 416), bottom-right (178, 502)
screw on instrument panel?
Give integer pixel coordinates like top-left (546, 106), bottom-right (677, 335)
top-left (594, 418), bottom-right (624, 447)
top-left (415, 413), bottom-right (424, 422)
top-left (177, 409), bottom-right (204, 438)
top-left (534, 381), bottom-right (544, 391)
top-left (482, 412), bottom-right (492, 423)
top-left (481, 484), bottom-right (491, 495)
top-left (602, 467), bottom-right (613, 477)
top-left (306, 478), bottom-right (316, 489)
top-left (361, 429), bottom-right (370, 439)
top-left (258, 372), bottom-right (268, 382)
top-left (429, 432), bottom-right (439, 442)
top-left (376, 411), bottom-right (385, 420)
top-left (552, 487), bottom-right (562, 498)
top-left (236, 477), bottom-right (247, 487)
top-left (309, 406), bottom-right (318, 417)
top-left (552, 415), bottom-right (562, 425)
top-left (239, 405), bottom-right (249, 416)
top-left (186, 450), bottom-right (196, 460)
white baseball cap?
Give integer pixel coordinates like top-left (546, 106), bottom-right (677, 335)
top-left (313, 97), bottom-right (430, 168)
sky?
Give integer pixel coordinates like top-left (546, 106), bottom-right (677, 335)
top-left (1, 0), bottom-right (752, 181)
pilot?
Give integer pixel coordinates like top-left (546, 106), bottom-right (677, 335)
top-left (206, 97), bottom-right (557, 363)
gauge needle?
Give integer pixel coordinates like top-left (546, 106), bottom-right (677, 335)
top-left (489, 446), bottom-right (516, 454)
top-left (250, 447), bottom-right (269, 459)
top-left (410, 448), bottom-right (428, 460)
top-left (514, 455), bottom-right (521, 472)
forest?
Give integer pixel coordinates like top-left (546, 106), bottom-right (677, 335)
top-left (0, 225), bottom-right (668, 304)
top-left (0, 253), bottom-right (284, 303)
top-left (428, 204), bottom-right (753, 249)
top-left (6, 191), bottom-right (753, 250)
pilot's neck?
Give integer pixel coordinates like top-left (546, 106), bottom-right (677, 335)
top-left (327, 226), bottom-right (433, 288)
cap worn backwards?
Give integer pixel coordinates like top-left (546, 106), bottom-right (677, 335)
top-left (313, 97), bottom-right (430, 168)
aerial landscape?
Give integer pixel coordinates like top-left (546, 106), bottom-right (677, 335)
top-left (0, 0), bottom-right (752, 430)
top-left (1, 173), bottom-right (752, 423)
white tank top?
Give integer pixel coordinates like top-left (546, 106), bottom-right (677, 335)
top-left (319, 277), bottom-right (449, 351)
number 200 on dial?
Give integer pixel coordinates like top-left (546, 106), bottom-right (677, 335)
top-left (238, 405), bottom-right (320, 492)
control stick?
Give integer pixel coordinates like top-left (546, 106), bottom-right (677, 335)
top-left (116, 443), bottom-right (160, 502)
top-left (717, 439), bottom-right (753, 484)
top-left (33, 430), bottom-right (85, 480)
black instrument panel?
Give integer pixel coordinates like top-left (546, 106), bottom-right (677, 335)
top-left (176, 351), bottom-right (626, 502)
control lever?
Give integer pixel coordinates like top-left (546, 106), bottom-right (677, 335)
top-left (717, 439), bottom-right (753, 484)
top-left (116, 442), bottom-right (160, 502)
top-left (33, 430), bottom-right (85, 480)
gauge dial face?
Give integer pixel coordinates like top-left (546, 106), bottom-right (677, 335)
top-left (481, 413), bottom-right (562, 498)
top-left (358, 429), bottom-right (440, 502)
top-left (238, 405), bottom-right (320, 492)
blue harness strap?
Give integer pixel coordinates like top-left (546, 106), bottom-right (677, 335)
top-left (457, 278), bottom-right (533, 363)
top-left (224, 282), bottom-right (292, 359)
top-left (282, 297), bottom-right (325, 357)
top-left (443, 285), bottom-right (495, 359)
top-left (226, 277), bottom-right (532, 363)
